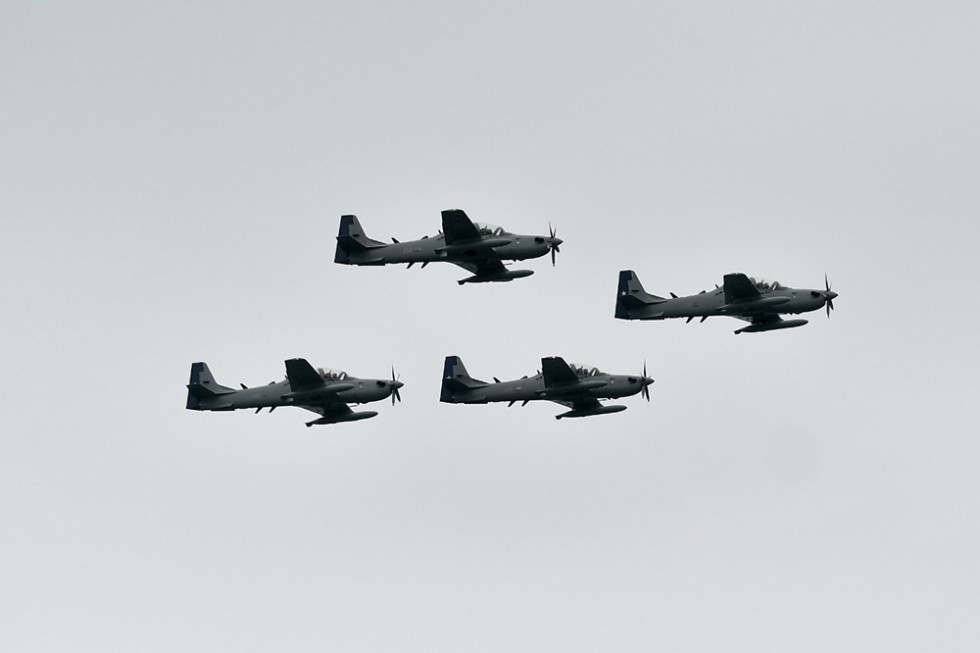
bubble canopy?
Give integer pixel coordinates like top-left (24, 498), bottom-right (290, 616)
top-left (568, 363), bottom-right (603, 377)
top-left (749, 277), bottom-right (782, 291)
top-left (317, 368), bottom-right (348, 381)
top-left (474, 222), bottom-right (505, 236)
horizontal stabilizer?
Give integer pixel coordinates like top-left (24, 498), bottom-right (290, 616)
top-left (615, 270), bottom-right (665, 319)
top-left (335, 214), bottom-right (388, 264)
top-left (441, 355), bottom-right (488, 402)
top-left (186, 362), bottom-right (235, 410)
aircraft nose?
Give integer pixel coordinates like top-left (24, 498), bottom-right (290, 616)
top-left (392, 380), bottom-right (404, 390)
top-left (551, 237), bottom-right (563, 247)
top-left (827, 291), bottom-right (838, 301)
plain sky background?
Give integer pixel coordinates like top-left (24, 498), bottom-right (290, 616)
top-left (3, 1), bottom-right (978, 650)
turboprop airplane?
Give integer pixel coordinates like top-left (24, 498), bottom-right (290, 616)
top-left (334, 209), bottom-right (562, 284)
top-left (615, 270), bottom-right (838, 334)
top-left (185, 358), bottom-right (403, 426)
top-left (440, 355), bottom-right (653, 419)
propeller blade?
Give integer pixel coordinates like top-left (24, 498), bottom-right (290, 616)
top-left (391, 367), bottom-right (402, 404)
top-left (507, 400), bottom-right (515, 407)
top-left (521, 400), bottom-right (530, 407)
top-left (548, 223), bottom-right (559, 266)
top-left (824, 275), bottom-right (835, 318)
top-left (269, 406), bottom-right (276, 413)
top-left (641, 361), bottom-right (653, 401)
top-left (643, 362), bottom-right (649, 401)
top-left (255, 407), bottom-right (262, 414)
top-left (240, 383), bottom-right (248, 389)
top-left (407, 262), bottom-right (414, 269)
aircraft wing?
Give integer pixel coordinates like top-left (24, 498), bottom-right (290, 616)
top-left (551, 395), bottom-right (603, 412)
top-left (542, 356), bottom-right (579, 387)
top-left (723, 273), bottom-right (761, 303)
top-left (441, 209), bottom-right (482, 244)
top-left (300, 402), bottom-right (354, 418)
top-left (736, 313), bottom-right (784, 326)
top-left (284, 358), bottom-right (325, 392)
top-left (450, 258), bottom-right (508, 277)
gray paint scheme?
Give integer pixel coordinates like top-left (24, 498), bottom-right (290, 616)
top-left (186, 359), bottom-right (403, 427)
top-left (335, 209), bottom-right (562, 284)
top-left (615, 270), bottom-right (838, 334)
top-left (440, 355), bottom-right (653, 419)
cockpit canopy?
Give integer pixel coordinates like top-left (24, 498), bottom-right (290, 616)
top-left (474, 222), bottom-right (506, 236)
top-left (749, 277), bottom-right (782, 292)
top-left (569, 363), bottom-right (603, 377)
top-left (317, 368), bottom-right (348, 381)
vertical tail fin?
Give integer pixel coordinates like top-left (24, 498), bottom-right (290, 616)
top-left (615, 270), bottom-right (665, 318)
top-left (440, 355), bottom-right (487, 402)
top-left (335, 214), bottom-right (387, 264)
top-left (186, 362), bottom-right (235, 410)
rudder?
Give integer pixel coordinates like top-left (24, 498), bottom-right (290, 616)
top-left (615, 270), bottom-right (665, 318)
top-left (186, 362), bottom-right (234, 410)
top-left (335, 214), bottom-right (386, 264)
top-left (440, 355), bottom-right (486, 402)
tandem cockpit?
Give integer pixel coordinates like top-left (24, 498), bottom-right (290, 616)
top-left (569, 363), bottom-right (603, 377)
top-left (475, 222), bottom-right (506, 237)
top-left (318, 368), bottom-right (348, 382)
top-left (750, 277), bottom-right (782, 292)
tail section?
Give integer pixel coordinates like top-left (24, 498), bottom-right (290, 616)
top-left (615, 270), bottom-right (666, 319)
top-left (186, 362), bottom-right (236, 410)
top-left (334, 214), bottom-right (387, 264)
top-left (440, 355), bottom-right (488, 402)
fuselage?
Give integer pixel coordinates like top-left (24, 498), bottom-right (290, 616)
top-left (196, 377), bottom-right (398, 411)
top-left (627, 286), bottom-right (831, 320)
top-left (347, 231), bottom-right (555, 266)
top-left (449, 372), bottom-right (647, 404)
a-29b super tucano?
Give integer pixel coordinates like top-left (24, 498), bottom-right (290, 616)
top-left (186, 358), bottom-right (403, 426)
top-left (440, 355), bottom-right (653, 419)
top-left (334, 209), bottom-right (562, 285)
top-left (615, 270), bottom-right (838, 334)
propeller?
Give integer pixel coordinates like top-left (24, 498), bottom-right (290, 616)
top-left (640, 361), bottom-right (654, 402)
top-left (390, 367), bottom-right (403, 405)
top-left (548, 223), bottom-right (561, 266)
top-left (824, 274), bottom-right (837, 317)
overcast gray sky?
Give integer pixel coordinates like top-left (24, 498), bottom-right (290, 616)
top-left (3, 1), bottom-right (978, 650)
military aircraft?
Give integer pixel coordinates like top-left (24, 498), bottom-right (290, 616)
top-left (615, 269), bottom-right (838, 334)
top-left (334, 209), bottom-right (562, 284)
top-left (185, 358), bottom-right (403, 426)
top-left (440, 355), bottom-right (653, 419)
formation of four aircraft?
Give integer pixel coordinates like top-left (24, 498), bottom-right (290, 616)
top-left (187, 209), bottom-right (837, 426)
